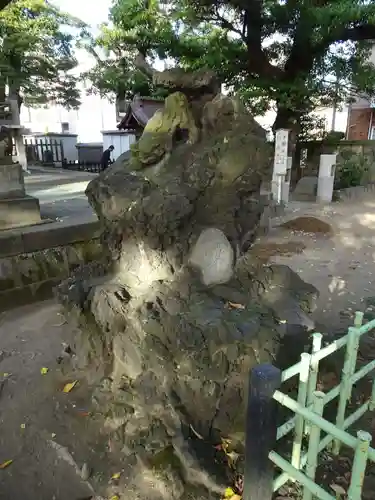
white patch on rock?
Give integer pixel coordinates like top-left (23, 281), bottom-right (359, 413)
top-left (189, 228), bottom-right (234, 286)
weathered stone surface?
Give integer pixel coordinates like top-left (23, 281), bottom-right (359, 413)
top-left (130, 91), bottom-right (199, 169)
top-left (58, 87), bottom-right (317, 499)
top-left (0, 195), bottom-right (41, 230)
top-left (0, 163), bottom-right (25, 199)
top-left (293, 175), bottom-right (318, 201)
top-left (189, 228), bottom-right (234, 286)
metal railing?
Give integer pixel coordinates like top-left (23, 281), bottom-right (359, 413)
top-left (244, 312), bottom-right (375, 500)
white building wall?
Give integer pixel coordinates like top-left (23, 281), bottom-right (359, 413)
top-left (102, 131), bottom-right (136, 160)
top-left (20, 89), bottom-right (117, 143)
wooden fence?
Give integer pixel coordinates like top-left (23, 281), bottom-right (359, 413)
top-left (245, 311), bottom-right (375, 500)
top-left (24, 138), bottom-right (64, 165)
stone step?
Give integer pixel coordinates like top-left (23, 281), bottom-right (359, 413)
top-left (0, 195), bottom-right (41, 230)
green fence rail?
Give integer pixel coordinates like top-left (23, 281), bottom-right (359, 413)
top-left (244, 312), bottom-right (375, 500)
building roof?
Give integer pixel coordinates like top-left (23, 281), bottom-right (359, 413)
top-left (117, 96), bottom-right (164, 130)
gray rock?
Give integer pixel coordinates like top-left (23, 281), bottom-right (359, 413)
top-left (293, 176), bottom-right (318, 201)
top-left (58, 87), bottom-right (317, 500)
top-left (189, 228), bottom-right (234, 286)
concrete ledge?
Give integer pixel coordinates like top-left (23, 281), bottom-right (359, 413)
top-left (0, 219), bottom-right (102, 258)
top-left (0, 219), bottom-right (105, 312)
top-left (0, 195), bottom-right (41, 230)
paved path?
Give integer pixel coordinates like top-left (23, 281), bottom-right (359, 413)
top-left (24, 167), bottom-right (97, 223)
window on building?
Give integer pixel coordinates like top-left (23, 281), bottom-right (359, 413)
top-left (61, 122), bottom-right (69, 133)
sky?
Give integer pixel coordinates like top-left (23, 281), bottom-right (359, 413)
top-left (54, 0), bottom-right (111, 32)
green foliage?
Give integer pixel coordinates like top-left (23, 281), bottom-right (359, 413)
top-left (335, 151), bottom-right (373, 190)
top-left (83, 0), bottom-right (375, 130)
top-left (0, 0), bottom-right (84, 108)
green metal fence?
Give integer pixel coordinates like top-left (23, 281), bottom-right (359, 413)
top-left (270, 311), bottom-right (375, 499)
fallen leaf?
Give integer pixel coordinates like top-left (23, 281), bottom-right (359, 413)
top-left (224, 487), bottom-right (235, 498)
top-left (226, 451), bottom-right (240, 468)
top-left (20, 423), bottom-right (26, 429)
top-left (40, 367), bottom-right (49, 375)
top-left (109, 496), bottom-right (120, 500)
top-left (0, 460), bottom-right (12, 469)
top-left (111, 472), bottom-right (121, 480)
top-left (227, 302), bottom-right (245, 310)
top-left (2, 373), bottom-right (9, 378)
top-left (62, 380), bottom-right (78, 393)
top-left (77, 411), bottom-right (90, 417)
top-left (330, 484), bottom-right (346, 496)
top-left (81, 463), bottom-right (91, 481)
top-left (189, 424), bottom-right (204, 440)
top-left (51, 433), bottom-right (56, 438)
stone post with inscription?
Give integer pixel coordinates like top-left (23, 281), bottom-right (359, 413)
top-left (0, 132), bottom-right (41, 230)
top-left (272, 129), bottom-right (289, 203)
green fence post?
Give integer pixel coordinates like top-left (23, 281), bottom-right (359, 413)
top-left (291, 353), bottom-right (311, 472)
top-left (302, 391), bottom-right (325, 500)
top-left (354, 311), bottom-right (364, 328)
top-left (305, 333), bottom-right (323, 435)
top-left (370, 378), bottom-right (375, 411)
top-left (347, 431), bottom-right (372, 500)
top-left (333, 327), bottom-right (360, 455)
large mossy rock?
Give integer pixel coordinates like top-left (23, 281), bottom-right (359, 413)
top-left (58, 92), bottom-right (318, 500)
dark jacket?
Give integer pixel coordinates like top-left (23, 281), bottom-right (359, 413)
top-left (100, 148), bottom-right (112, 170)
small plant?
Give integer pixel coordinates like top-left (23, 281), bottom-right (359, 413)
top-left (334, 150), bottom-right (373, 190)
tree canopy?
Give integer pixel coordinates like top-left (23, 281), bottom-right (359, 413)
top-left (84, 0), bottom-right (375, 133)
top-left (0, 0), bottom-right (84, 109)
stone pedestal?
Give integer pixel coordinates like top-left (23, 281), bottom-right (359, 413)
top-left (0, 161), bottom-right (41, 230)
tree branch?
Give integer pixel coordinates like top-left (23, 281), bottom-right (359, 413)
top-left (0, 0), bottom-right (12, 10)
top-left (332, 24), bottom-right (375, 43)
top-left (134, 52), bottom-right (154, 79)
top-left (243, 0), bottom-right (283, 79)
top-left (210, 11), bottom-right (246, 41)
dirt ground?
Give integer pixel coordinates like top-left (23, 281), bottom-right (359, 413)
top-left (0, 302), bottom-right (119, 500)
top-left (1, 199), bottom-right (375, 499)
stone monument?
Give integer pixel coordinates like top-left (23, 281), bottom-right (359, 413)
top-left (58, 63), bottom-right (318, 500)
top-left (0, 128), bottom-right (41, 230)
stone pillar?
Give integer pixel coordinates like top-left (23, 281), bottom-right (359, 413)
top-left (9, 97), bottom-right (28, 172)
top-left (14, 129), bottom-right (28, 172)
top-left (0, 143), bottom-right (41, 230)
top-left (281, 156), bottom-right (292, 203)
top-left (317, 154), bottom-right (336, 203)
top-left (272, 129), bottom-right (289, 203)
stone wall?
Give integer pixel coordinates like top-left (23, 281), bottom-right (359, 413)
top-left (334, 182), bottom-right (375, 202)
top-left (0, 220), bottom-right (104, 311)
top-left (297, 139), bottom-right (375, 178)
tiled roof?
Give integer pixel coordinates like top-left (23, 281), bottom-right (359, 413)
top-left (118, 97), bottom-right (164, 130)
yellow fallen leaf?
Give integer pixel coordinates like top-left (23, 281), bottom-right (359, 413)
top-left (110, 496), bottom-right (120, 500)
top-left (20, 424), bottom-right (26, 430)
top-left (111, 472), bottom-right (121, 480)
top-left (40, 367), bottom-right (49, 375)
top-left (62, 380), bottom-right (78, 393)
top-left (224, 487), bottom-right (235, 498)
top-left (2, 373), bottom-right (9, 378)
top-left (0, 460), bottom-right (13, 469)
top-left (227, 302), bottom-right (245, 310)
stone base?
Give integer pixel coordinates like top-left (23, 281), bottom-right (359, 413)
top-left (0, 162), bottom-right (26, 199)
top-left (0, 195), bottom-right (42, 230)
